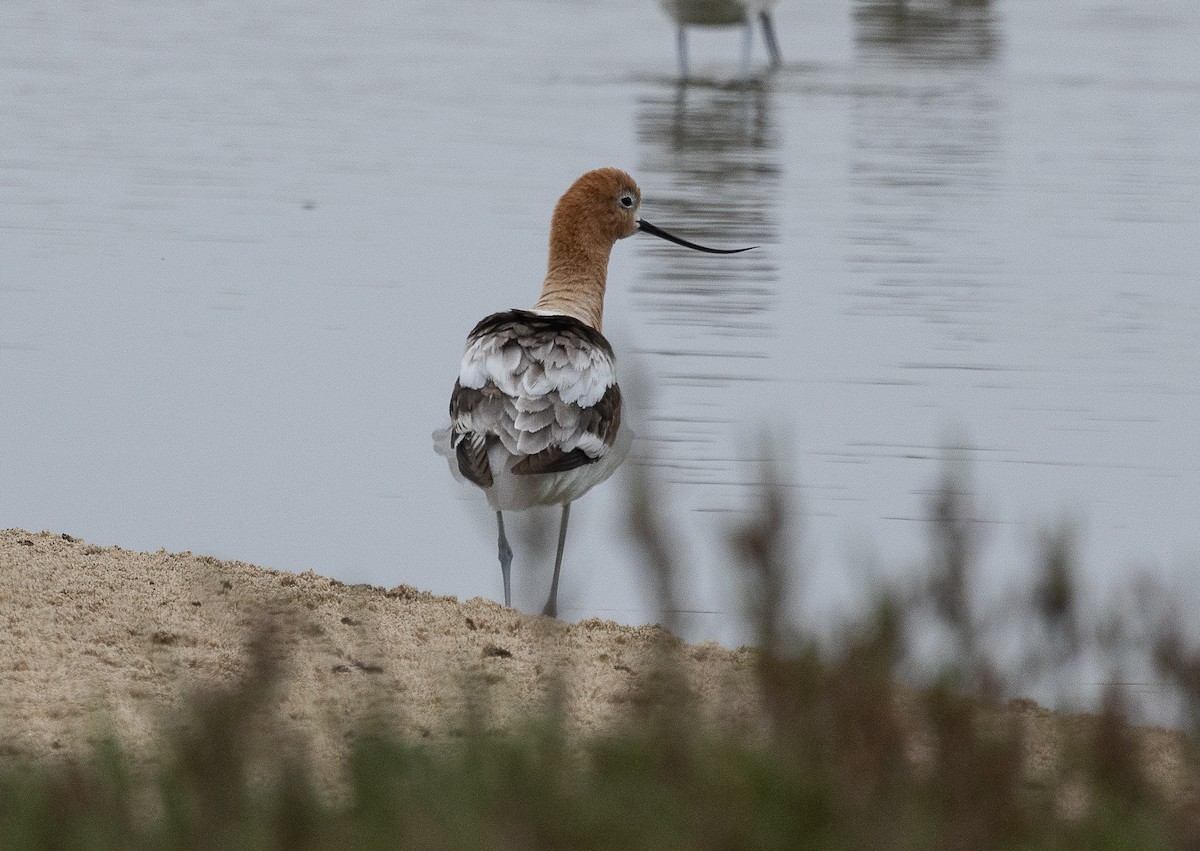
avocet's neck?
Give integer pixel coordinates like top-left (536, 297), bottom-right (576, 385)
top-left (532, 209), bottom-right (615, 332)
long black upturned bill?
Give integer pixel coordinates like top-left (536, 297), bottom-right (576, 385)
top-left (637, 219), bottom-right (756, 254)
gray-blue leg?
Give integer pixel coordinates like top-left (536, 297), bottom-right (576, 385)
top-left (496, 510), bottom-right (513, 607)
top-left (676, 25), bottom-right (689, 79)
top-left (542, 502), bottom-right (571, 618)
top-left (760, 10), bottom-right (782, 67)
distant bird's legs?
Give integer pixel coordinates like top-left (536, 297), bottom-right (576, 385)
top-left (496, 510), bottom-right (513, 607)
top-left (542, 502), bottom-right (571, 618)
top-left (760, 10), bottom-right (782, 67)
top-left (676, 25), bottom-right (690, 78)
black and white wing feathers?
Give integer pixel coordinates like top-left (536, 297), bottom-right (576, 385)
top-left (446, 310), bottom-right (623, 488)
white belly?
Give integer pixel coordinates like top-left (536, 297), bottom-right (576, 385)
top-left (482, 421), bottom-right (633, 511)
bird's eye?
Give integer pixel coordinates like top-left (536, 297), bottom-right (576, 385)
top-left (619, 194), bottom-right (634, 208)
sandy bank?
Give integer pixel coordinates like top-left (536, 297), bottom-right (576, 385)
top-left (0, 528), bottom-right (756, 766)
top-left (0, 528), bottom-right (1191, 803)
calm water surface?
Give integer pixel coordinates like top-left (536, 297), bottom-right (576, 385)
top-left (2, 1), bottom-right (1198, 676)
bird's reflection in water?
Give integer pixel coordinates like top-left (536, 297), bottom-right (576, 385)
top-left (847, 0), bottom-right (1005, 344)
top-left (853, 0), bottom-right (1001, 66)
top-left (632, 82), bottom-right (782, 497)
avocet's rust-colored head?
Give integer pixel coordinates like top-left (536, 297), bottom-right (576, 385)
top-left (550, 167), bottom-right (643, 248)
top-left (550, 167), bottom-right (759, 253)
top-left (537, 168), bottom-right (755, 330)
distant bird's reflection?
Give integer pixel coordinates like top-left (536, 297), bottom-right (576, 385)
top-left (632, 82), bottom-right (782, 490)
top-left (847, 0), bottom-right (1004, 339)
top-left (853, 0), bottom-right (1000, 66)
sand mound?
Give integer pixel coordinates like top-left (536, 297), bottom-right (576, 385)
top-left (0, 528), bottom-right (1191, 803)
top-left (0, 528), bottom-right (757, 766)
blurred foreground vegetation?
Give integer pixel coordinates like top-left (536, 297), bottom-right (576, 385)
top-left (2, 464), bottom-right (1199, 849)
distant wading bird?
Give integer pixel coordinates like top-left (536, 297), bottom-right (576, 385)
top-left (659, 0), bottom-right (783, 78)
top-left (434, 168), bottom-right (753, 618)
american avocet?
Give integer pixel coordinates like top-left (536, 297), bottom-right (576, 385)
top-left (659, 0), bottom-right (783, 78)
top-left (434, 168), bottom-right (753, 618)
